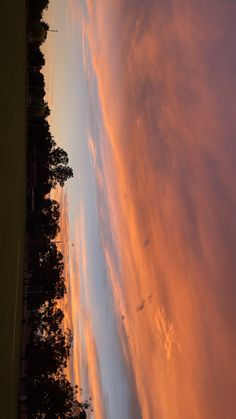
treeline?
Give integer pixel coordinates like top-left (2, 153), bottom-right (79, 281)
top-left (23, 1), bottom-right (90, 418)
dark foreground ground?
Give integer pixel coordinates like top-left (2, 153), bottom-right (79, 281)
top-left (0, 1), bottom-right (26, 417)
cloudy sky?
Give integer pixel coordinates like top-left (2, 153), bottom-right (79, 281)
top-left (43, 1), bottom-right (236, 418)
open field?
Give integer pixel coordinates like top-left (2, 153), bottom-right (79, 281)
top-left (0, 1), bottom-right (26, 417)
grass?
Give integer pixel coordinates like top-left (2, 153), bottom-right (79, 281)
top-left (0, 1), bottom-right (26, 417)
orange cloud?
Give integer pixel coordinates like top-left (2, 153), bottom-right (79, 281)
top-left (87, 135), bottom-right (103, 191)
top-left (84, 1), bottom-right (236, 418)
top-left (88, 136), bottom-right (96, 166)
top-left (82, 316), bottom-right (106, 419)
top-left (63, 202), bottom-right (106, 418)
top-left (45, 1), bottom-right (236, 417)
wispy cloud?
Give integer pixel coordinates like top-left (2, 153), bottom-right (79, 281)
top-left (46, 1), bottom-right (236, 418)
top-left (70, 203), bottom-right (110, 418)
top-left (84, 1), bottom-right (236, 418)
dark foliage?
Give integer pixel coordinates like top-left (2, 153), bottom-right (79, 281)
top-left (23, 1), bottom-right (91, 417)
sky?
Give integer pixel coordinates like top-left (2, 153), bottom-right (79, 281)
top-left (43, 1), bottom-right (236, 418)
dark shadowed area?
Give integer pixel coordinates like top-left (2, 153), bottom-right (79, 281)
top-left (0, 1), bottom-right (26, 417)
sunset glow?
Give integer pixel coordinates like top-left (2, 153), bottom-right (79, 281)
top-left (44, 1), bottom-right (236, 418)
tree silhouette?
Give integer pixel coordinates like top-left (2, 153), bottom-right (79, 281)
top-left (24, 2), bottom-right (90, 417)
top-left (49, 146), bottom-right (69, 167)
top-left (28, 22), bottom-right (48, 44)
top-left (28, 46), bottom-right (45, 68)
top-left (28, 374), bottom-right (89, 418)
top-left (48, 145), bottom-right (74, 187)
top-left (29, 301), bottom-right (64, 335)
top-left (29, 71), bottom-right (45, 89)
top-left (27, 328), bottom-right (72, 376)
top-left (49, 164), bottom-right (74, 188)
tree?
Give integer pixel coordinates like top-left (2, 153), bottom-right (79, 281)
top-left (28, 0), bottom-right (49, 21)
top-left (41, 20), bottom-right (49, 31)
top-left (25, 6), bottom-right (80, 415)
top-left (49, 146), bottom-right (69, 167)
top-left (38, 243), bottom-right (64, 275)
top-left (48, 145), bottom-right (74, 187)
top-left (28, 22), bottom-right (48, 44)
top-left (28, 99), bottom-right (50, 118)
top-left (28, 374), bottom-right (89, 418)
top-left (27, 329), bottom-right (73, 376)
top-left (41, 198), bottom-right (60, 225)
top-left (28, 46), bottom-right (45, 68)
top-left (29, 0), bottom-right (49, 13)
top-left (49, 165), bottom-right (74, 188)
top-left (29, 301), bottom-right (64, 335)
top-left (43, 102), bottom-right (51, 118)
top-left (28, 71), bottom-right (45, 89)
